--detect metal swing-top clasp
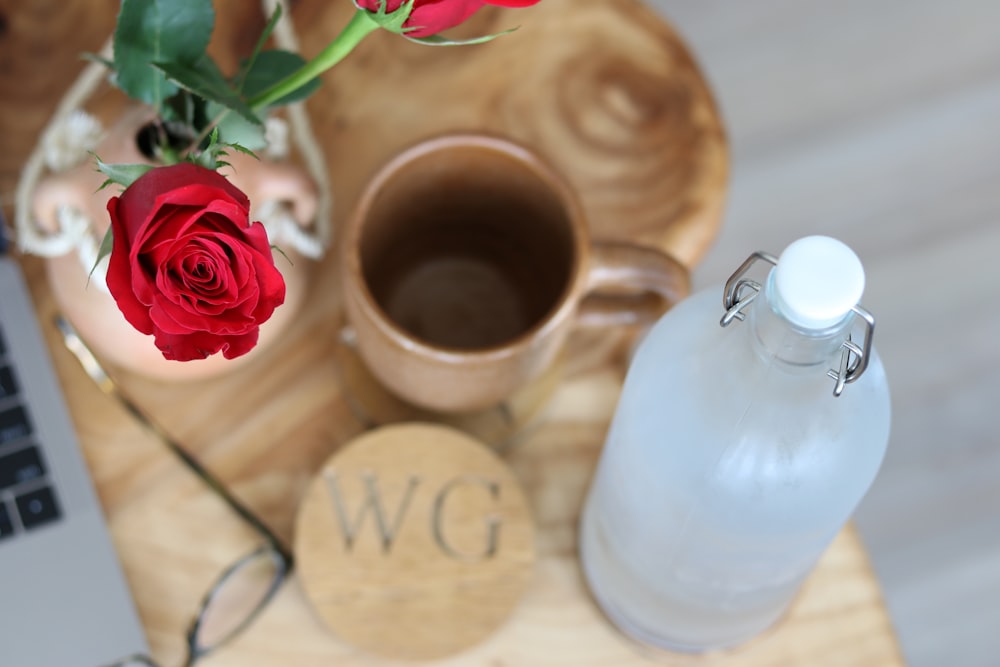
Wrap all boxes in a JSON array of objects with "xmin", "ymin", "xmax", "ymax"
[{"xmin": 719, "ymin": 251, "xmax": 875, "ymax": 397}]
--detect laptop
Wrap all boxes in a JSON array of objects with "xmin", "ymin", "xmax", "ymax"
[{"xmin": 0, "ymin": 226, "xmax": 148, "ymax": 665}]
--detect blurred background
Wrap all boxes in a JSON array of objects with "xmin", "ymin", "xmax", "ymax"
[{"xmin": 644, "ymin": 1, "xmax": 1000, "ymax": 665}]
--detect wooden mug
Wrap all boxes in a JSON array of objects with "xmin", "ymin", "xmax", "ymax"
[{"xmin": 341, "ymin": 134, "xmax": 689, "ymax": 413}]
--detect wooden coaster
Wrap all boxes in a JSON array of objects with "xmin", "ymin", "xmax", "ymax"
[{"xmin": 295, "ymin": 423, "xmax": 536, "ymax": 660}]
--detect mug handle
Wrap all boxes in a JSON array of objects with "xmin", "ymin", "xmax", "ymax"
[{"xmin": 577, "ymin": 239, "xmax": 690, "ymax": 327}]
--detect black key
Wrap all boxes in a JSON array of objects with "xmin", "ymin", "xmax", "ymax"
[
  {"xmin": 0, "ymin": 365, "xmax": 16, "ymax": 400},
  {"xmin": 0, "ymin": 404, "xmax": 32, "ymax": 446},
  {"xmin": 0, "ymin": 501, "xmax": 13, "ymax": 539},
  {"xmin": 15, "ymin": 486, "xmax": 61, "ymax": 530},
  {"xmin": 0, "ymin": 445, "xmax": 47, "ymax": 491}
]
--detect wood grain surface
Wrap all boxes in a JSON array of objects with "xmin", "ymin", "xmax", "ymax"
[{"xmin": 0, "ymin": 0, "xmax": 902, "ymax": 665}]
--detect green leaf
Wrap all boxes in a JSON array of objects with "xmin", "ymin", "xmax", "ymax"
[
  {"xmin": 223, "ymin": 142, "xmax": 259, "ymax": 160},
  {"xmin": 192, "ymin": 127, "xmax": 221, "ymax": 168},
  {"xmin": 408, "ymin": 26, "xmax": 518, "ymax": 46},
  {"xmin": 89, "ymin": 226, "xmax": 114, "ymax": 283},
  {"xmin": 113, "ymin": 0, "xmax": 215, "ymax": 109},
  {"xmin": 194, "ymin": 146, "xmax": 219, "ymax": 170},
  {"xmin": 161, "ymin": 90, "xmax": 205, "ymax": 129},
  {"xmin": 206, "ymin": 126, "xmax": 221, "ymax": 150},
  {"xmin": 242, "ymin": 50, "xmax": 320, "ymax": 107},
  {"xmin": 96, "ymin": 159, "xmax": 155, "ymax": 189},
  {"xmin": 155, "ymin": 56, "xmax": 262, "ymax": 126},
  {"xmin": 237, "ymin": 4, "xmax": 283, "ymax": 92},
  {"xmin": 271, "ymin": 244, "xmax": 293, "ymax": 266},
  {"xmin": 247, "ymin": 9, "xmax": 381, "ymax": 110},
  {"xmin": 207, "ymin": 100, "xmax": 267, "ymax": 151}
]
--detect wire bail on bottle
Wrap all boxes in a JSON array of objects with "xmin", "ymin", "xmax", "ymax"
[{"xmin": 719, "ymin": 250, "xmax": 875, "ymax": 397}]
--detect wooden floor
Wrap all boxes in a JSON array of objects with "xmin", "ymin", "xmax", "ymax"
[{"xmin": 646, "ymin": 1, "xmax": 1000, "ymax": 665}]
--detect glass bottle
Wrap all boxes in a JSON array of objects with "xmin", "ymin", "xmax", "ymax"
[{"xmin": 579, "ymin": 236, "xmax": 891, "ymax": 652}]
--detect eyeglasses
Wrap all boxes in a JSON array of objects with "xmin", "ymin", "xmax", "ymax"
[{"xmin": 55, "ymin": 317, "xmax": 294, "ymax": 667}]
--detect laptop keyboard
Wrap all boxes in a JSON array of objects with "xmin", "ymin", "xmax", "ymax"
[{"xmin": 0, "ymin": 323, "xmax": 62, "ymax": 541}]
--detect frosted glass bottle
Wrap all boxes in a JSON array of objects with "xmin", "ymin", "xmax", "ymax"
[{"xmin": 579, "ymin": 236, "xmax": 891, "ymax": 652}]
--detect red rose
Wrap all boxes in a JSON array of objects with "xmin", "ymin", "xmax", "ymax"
[
  {"xmin": 357, "ymin": 0, "xmax": 541, "ymax": 38},
  {"xmin": 105, "ymin": 163, "xmax": 285, "ymax": 362}
]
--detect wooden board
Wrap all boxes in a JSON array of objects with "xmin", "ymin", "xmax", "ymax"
[{"xmin": 0, "ymin": 0, "xmax": 902, "ymax": 665}]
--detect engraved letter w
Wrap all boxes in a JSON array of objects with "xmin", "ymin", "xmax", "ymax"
[{"xmin": 324, "ymin": 471, "xmax": 420, "ymax": 554}]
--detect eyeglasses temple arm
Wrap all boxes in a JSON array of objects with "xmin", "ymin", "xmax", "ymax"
[{"xmin": 54, "ymin": 316, "xmax": 293, "ymax": 562}]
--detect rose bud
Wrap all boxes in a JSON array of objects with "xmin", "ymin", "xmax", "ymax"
[{"xmin": 356, "ymin": 0, "xmax": 541, "ymax": 39}]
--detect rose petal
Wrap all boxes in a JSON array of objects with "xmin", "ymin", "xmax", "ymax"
[
  {"xmin": 153, "ymin": 327, "xmax": 225, "ymax": 361},
  {"xmin": 106, "ymin": 195, "xmax": 155, "ymax": 334},
  {"xmin": 148, "ymin": 303, "xmax": 271, "ymax": 356},
  {"xmin": 113, "ymin": 164, "xmax": 248, "ymax": 239},
  {"xmin": 105, "ymin": 162, "xmax": 285, "ymax": 362},
  {"xmin": 151, "ymin": 240, "xmax": 267, "ymax": 334},
  {"xmin": 166, "ymin": 239, "xmax": 236, "ymax": 305}
]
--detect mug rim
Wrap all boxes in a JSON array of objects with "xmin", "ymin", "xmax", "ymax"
[{"xmin": 343, "ymin": 132, "xmax": 591, "ymax": 361}]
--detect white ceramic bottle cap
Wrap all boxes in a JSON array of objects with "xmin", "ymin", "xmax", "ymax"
[{"xmin": 773, "ymin": 236, "xmax": 865, "ymax": 329}]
